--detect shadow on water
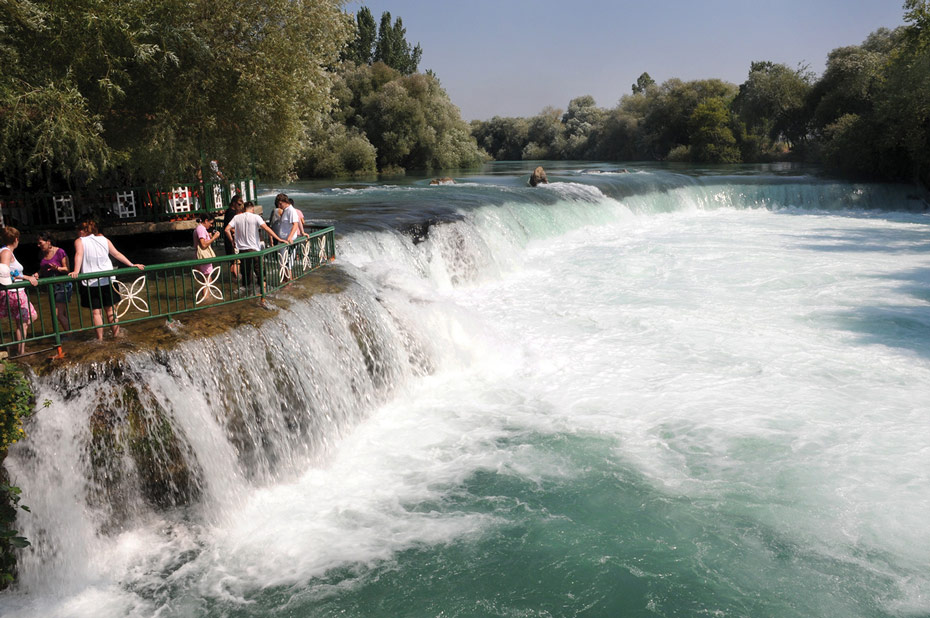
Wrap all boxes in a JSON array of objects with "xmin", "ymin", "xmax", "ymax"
[
  {"xmin": 831, "ymin": 264, "xmax": 930, "ymax": 358},
  {"xmin": 795, "ymin": 222, "xmax": 930, "ymax": 357},
  {"xmin": 793, "ymin": 226, "xmax": 930, "ymax": 255}
]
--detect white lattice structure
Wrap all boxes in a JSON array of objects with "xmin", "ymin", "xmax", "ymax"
[
  {"xmin": 113, "ymin": 191, "xmax": 136, "ymax": 218},
  {"xmin": 168, "ymin": 187, "xmax": 192, "ymax": 213},
  {"xmin": 212, "ymin": 185, "xmax": 224, "ymax": 211},
  {"xmin": 53, "ymin": 194, "xmax": 75, "ymax": 224}
]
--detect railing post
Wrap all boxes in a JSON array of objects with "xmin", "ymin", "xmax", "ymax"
[
  {"xmin": 46, "ymin": 283, "xmax": 64, "ymax": 358},
  {"xmin": 259, "ymin": 249, "xmax": 266, "ymax": 302}
]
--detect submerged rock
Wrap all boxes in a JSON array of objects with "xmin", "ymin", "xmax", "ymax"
[
  {"xmin": 529, "ymin": 166, "xmax": 548, "ymax": 187},
  {"xmin": 88, "ymin": 380, "xmax": 202, "ymax": 531}
]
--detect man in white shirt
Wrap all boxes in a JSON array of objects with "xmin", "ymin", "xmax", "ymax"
[
  {"xmin": 273, "ymin": 194, "xmax": 307, "ymax": 281},
  {"xmin": 274, "ymin": 193, "xmax": 304, "ymax": 243},
  {"xmin": 225, "ymin": 201, "xmax": 287, "ymax": 294}
]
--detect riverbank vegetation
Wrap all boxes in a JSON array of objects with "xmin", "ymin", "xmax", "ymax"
[
  {"xmin": 0, "ymin": 360, "xmax": 34, "ymax": 587},
  {"xmin": 472, "ymin": 1, "xmax": 930, "ymax": 188},
  {"xmin": 0, "ymin": 1, "xmax": 482, "ymax": 191},
  {"xmin": 297, "ymin": 7, "xmax": 484, "ymax": 177},
  {"xmin": 2, "ymin": 2, "xmax": 928, "ymax": 188}
]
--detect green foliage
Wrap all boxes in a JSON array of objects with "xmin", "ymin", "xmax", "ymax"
[
  {"xmin": 471, "ymin": 116, "xmax": 529, "ymax": 161},
  {"xmin": 372, "ymin": 11, "xmax": 422, "ymax": 75},
  {"xmin": 559, "ymin": 95, "xmax": 605, "ymax": 159},
  {"xmin": 345, "ymin": 6, "xmax": 377, "ymax": 66},
  {"xmin": 810, "ymin": 7, "xmax": 930, "ymax": 185},
  {"xmin": 733, "ymin": 61, "xmax": 813, "ymax": 146},
  {"xmin": 688, "ymin": 98, "xmax": 741, "ymax": 163},
  {"xmin": 632, "ymin": 72, "xmax": 656, "ymax": 94},
  {"xmin": 523, "ymin": 107, "xmax": 563, "ymax": 160},
  {"xmin": 640, "ymin": 78, "xmax": 739, "ymax": 158},
  {"xmin": 0, "ymin": 360, "xmax": 31, "ymax": 451},
  {"xmin": 298, "ymin": 120, "xmax": 377, "ymax": 178},
  {"xmin": 806, "ymin": 29, "xmax": 900, "ymax": 134},
  {"xmin": 820, "ymin": 114, "xmax": 879, "ymax": 176},
  {"xmin": 0, "ymin": 360, "xmax": 35, "ymax": 587},
  {"xmin": 0, "ymin": 0, "xmax": 353, "ymax": 187},
  {"xmin": 307, "ymin": 63, "xmax": 483, "ymax": 176}
]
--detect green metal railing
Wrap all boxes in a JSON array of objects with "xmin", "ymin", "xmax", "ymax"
[{"xmin": 0, "ymin": 226, "xmax": 335, "ymax": 358}]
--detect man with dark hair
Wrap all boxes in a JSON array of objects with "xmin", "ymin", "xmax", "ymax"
[{"xmin": 225, "ymin": 201, "xmax": 287, "ymax": 295}]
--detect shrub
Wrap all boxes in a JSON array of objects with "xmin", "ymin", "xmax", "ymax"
[{"xmin": 0, "ymin": 361, "xmax": 35, "ymax": 587}]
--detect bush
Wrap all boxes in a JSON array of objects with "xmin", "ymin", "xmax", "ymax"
[
  {"xmin": 0, "ymin": 361, "xmax": 35, "ymax": 587},
  {"xmin": 340, "ymin": 135, "xmax": 378, "ymax": 174},
  {"xmin": 666, "ymin": 145, "xmax": 691, "ymax": 162}
]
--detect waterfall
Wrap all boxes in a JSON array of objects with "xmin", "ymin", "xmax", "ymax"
[
  {"xmin": 4, "ymin": 166, "xmax": 929, "ymax": 616},
  {"xmin": 3, "ymin": 270, "xmax": 464, "ymax": 594}
]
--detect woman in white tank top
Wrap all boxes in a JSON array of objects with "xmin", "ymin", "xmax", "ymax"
[
  {"xmin": 0, "ymin": 226, "xmax": 38, "ymax": 355},
  {"xmin": 69, "ymin": 219, "xmax": 145, "ymax": 340}
]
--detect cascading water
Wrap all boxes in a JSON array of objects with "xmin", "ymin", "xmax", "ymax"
[{"xmin": 3, "ymin": 163, "xmax": 930, "ymax": 617}]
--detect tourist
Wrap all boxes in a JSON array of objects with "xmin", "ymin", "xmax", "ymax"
[
  {"xmin": 288, "ymin": 197, "xmax": 306, "ymax": 235},
  {"xmin": 222, "ymin": 193, "xmax": 244, "ymax": 277},
  {"xmin": 37, "ymin": 231, "xmax": 73, "ymax": 332},
  {"xmin": 193, "ymin": 213, "xmax": 220, "ymax": 274},
  {"xmin": 269, "ymin": 193, "xmax": 286, "ymax": 243},
  {"xmin": 69, "ymin": 219, "xmax": 144, "ymax": 340},
  {"xmin": 274, "ymin": 193, "xmax": 303, "ymax": 243},
  {"xmin": 225, "ymin": 201, "xmax": 287, "ymax": 294},
  {"xmin": 0, "ymin": 227, "xmax": 38, "ymax": 356}
]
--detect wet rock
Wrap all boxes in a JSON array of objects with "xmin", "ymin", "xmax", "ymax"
[
  {"xmin": 429, "ymin": 177, "xmax": 455, "ymax": 185},
  {"xmin": 88, "ymin": 382, "xmax": 202, "ymax": 531}
]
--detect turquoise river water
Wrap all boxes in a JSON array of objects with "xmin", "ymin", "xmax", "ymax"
[{"xmin": 2, "ymin": 162, "xmax": 930, "ymax": 617}]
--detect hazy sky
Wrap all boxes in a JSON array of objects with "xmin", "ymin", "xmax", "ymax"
[{"xmin": 347, "ymin": 0, "xmax": 906, "ymax": 121}]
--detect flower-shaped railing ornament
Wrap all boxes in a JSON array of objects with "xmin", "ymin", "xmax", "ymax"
[
  {"xmin": 113, "ymin": 275, "xmax": 150, "ymax": 318},
  {"xmin": 300, "ymin": 239, "xmax": 312, "ymax": 271},
  {"xmin": 193, "ymin": 266, "xmax": 223, "ymax": 305},
  {"xmin": 318, "ymin": 237, "xmax": 328, "ymax": 264},
  {"xmin": 278, "ymin": 250, "xmax": 292, "ymax": 283}
]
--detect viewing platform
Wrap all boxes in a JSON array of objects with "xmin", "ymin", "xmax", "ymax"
[{"xmin": 0, "ymin": 226, "xmax": 336, "ymax": 361}]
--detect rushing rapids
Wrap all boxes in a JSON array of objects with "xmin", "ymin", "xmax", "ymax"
[{"xmin": 3, "ymin": 163, "xmax": 930, "ymax": 617}]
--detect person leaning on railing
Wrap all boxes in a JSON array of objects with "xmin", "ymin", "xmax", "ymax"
[
  {"xmin": 37, "ymin": 231, "xmax": 73, "ymax": 332},
  {"xmin": 0, "ymin": 226, "xmax": 38, "ymax": 356},
  {"xmin": 225, "ymin": 201, "xmax": 287, "ymax": 296},
  {"xmin": 222, "ymin": 193, "xmax": 244, "ymax": 278},
  {"xmin": 69, "ymin": 219, "xmax": 144, "ymax": 340}
]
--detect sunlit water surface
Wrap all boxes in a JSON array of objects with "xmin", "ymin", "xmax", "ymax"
[{"xmin": 3, "ymin": 164, "xmax": 930, "ymax": 617}]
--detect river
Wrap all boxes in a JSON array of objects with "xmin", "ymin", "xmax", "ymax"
[{"xmin": 2, "ymin": 162, "xmax": 929, "ymax": 617}]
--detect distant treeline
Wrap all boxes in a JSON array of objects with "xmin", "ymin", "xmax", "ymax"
[
  {"xmin": 472, "ymin": 1, "xmax": 930, "ymax": 187},
  {"xmin": 3, "ymin": 2, "xmax": 930, "ymax": 190}
]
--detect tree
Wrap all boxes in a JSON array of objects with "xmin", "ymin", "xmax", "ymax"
[
  {"xmin": 732, "ymin": 61, "xmax": 812, "ymax": 147},
  {"xmin": 641, "ymin": 78, "xmax": 738, "ymax": 158},
  {"xmin": 0, "ymin": 0, "xmax": 353, "ymax": 187},
  {"xmin": 471, "ymin": 116, "xmax": 529, "ymax": 160},
  {"xmin": 321, "ymin": 63, "xmax": 483, "ymax": 174},
  {"xmin": 688, "ymin": 98, "xmax": 741, "ymax": 163},
  {"xmin": 373, "ymin": 11, "xmax": 422, "ymax": 75},
  {"xmin": 871, "ymin": 4, "xmax": 930, "ymax": 184},
  {"xmin": 522, "ymin": 106, "xmax": 563, "ymax": 160},
  {"xmin": 560, "ymin": 95, "xmax": 605, "ymax": 159},
  {"xmin": 345, "ymin": 6, "xmax": 377, "ymax": 66},
  {"xmin": 806, "ymin": 29, "xmax": 901, "ymax": 135},
  {"xmin": 632, "ymin": 72, "xmax": 656, "ymax": 94}
]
